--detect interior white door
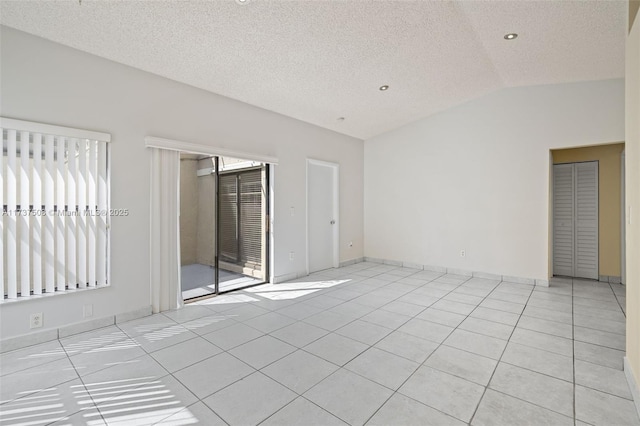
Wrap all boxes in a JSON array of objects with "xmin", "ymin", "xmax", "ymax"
[
  {"xmin": 553, "ymin": 162, "xmax": 599, "ymax": 279},
  {"xmin": 308, "ymin": 161, "xmax": 337, "ymax": 273}
]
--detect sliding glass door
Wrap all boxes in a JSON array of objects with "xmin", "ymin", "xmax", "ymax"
[
  {"xmin": 217, "ymin": 164, "xmax": 268, "ymax": 292},
  {"xmin": 179, "ymin": 154, "xmax": 269, "ymax": 301}
]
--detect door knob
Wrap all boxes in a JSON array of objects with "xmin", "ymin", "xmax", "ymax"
[{"xmin": 330, "ymin": 220, "xmax": 336, "ymax": 225}]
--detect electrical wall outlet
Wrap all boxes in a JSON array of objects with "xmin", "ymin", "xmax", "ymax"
[
  {"xmin": 83, "ymin": 304, "xmax": 94, "ymax": 318},
  {"xmin": 289, "ymin": 252, "xmax": 295, "ymax": 261},
  {"xmin": 460, "ymin": 250, "xmax": 466, "ymax": 258},
  {"xmin": 30, "ymin": 313, "xmax": 43, "ymax": 329}
]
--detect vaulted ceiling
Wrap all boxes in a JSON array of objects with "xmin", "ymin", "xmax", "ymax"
[{"xmin": 0, "ymin": 0, "xmax": 627, "ymax": 139}]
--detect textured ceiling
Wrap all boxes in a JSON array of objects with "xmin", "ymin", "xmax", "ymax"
[{"xmin": 0, "ymin": 0, "xmax": 627, "ymax": 139}]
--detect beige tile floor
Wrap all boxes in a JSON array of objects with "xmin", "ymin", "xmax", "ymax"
[{"xmin": 1, "ymin": 262, "xmax": 639, "ymax": 425}]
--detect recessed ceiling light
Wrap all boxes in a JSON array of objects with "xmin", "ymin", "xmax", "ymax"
[
  {"xmin": 235, "ymin": 0, "xmax": 249, "ymax": 4},
  {"xmin": 379, "ymin": 85, "xmax": 389, "ymax": 91},
  {"xmin": 504, "ymin": 33, "xmax": 518, "ymax": 40}
]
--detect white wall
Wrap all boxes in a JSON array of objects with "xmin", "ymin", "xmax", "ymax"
[
  {"xmin": 625, "ymin": 7, "xmax": 640, "ymax": 407},
  {"xmin": 365, "ymin": 79, "xmax": 624, "ymax": 280},
  {"xmin": 0, "ymin": 27, "xmax": 364, "ymax": 339}
]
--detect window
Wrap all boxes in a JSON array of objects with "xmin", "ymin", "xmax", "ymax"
[{"xmin": 1, "ymin": 118, "xmax": 111, "ymax": 300}]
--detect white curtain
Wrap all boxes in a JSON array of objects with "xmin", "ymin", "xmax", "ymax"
[{"xmin": 150, "ymin": 148, "xmax": 182, "ymax": 313}]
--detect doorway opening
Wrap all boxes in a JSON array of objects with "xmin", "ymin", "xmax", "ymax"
[
  {"xmin": 179, "ymin": 153, "xmax": 269, "ymax": 300},
  {"xmin": 550, "ymin": 143, "xmax": 625, "ymax": 282}
]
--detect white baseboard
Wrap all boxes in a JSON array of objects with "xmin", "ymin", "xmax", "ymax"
[
  {"xmin": 58, "ymin": 316, "xmax": 115, "ymax": 339},
  {"xmin": 447, "ymin": 268, "xmax": 473, "ymax": 277},
  {"xmin": 0, "ymin": 329, "xmax": 59, "ymax": 353},
  {"xmin": 273, "ymin": 259, "xmax": 365, "ymax": 284},
  {"xmin": 271, "ymin": 257, "xmax": 550, "ymax": 289},
  {"xmin": 423, "ymin": 264, "xmax": 447, "ymax": 273},
  {"xmin": 272, "ymin": 271, "xmax": 308, "ymax": 284},
  {"xmin": 0, "ymin": 305, "xmax": 152, "ymax": 354},
  {"xmin": 361, "ymin": 257, "xmax": 547, "ymax": 287},
  {"xmin": 402, "ymin": 261, "xmax": 424, "ymax": 270},
  {"xmin": 600, "ymin": 275, "xmax": 623, "ymax": 284},
  {"xmin": 502, "ymin": 275, "xmax": 536, "ymax": 285},
  {"xmin": 116, "ymin": 306, "xmax": 153, "ymax": 324},
  {"xmin": 473, "ymin": 271, "xmax": 503, "ymax": 280},
  {"xmin": 624, "ymin": 357, "xmax": 640, "ymax": 419},
  {"xmin": 272, "ymin": 273, "xmax": 296, "ymax": 284},
  {"xmin": 339, "ymin": 257, "xmax": 364, "ymax": 267},
  {"xmin": 550, "ymin": 276, "xmax": 572, "ymax": 284}
]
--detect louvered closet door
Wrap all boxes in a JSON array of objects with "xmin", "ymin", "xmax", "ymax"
[
  {"xmin": 552, "ymin": 162, "xmax": 598, "ymax": 279},
  {"xmin": 553, "ymin": 164, "xmax": 575, "ymax": 277},
  {"xmin": 575, "ymin": 162, "xmax": 598, "ymax": 279}
]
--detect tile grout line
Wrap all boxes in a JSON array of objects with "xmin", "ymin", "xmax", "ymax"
[
  {"xmin": 82, "ymin": 265, "xmax": 381, "ymax": 423},
  {"xmin": 53, "ymin": 335, "xmax": 113, "ymax": 426},
  {"xmin": 4, "ymin": 263, "xmax": 631, "ymax": 425},
  {"xmin": 371, "ymin": 274, "xmax": 537, "ymax": 423},
  {"xmin": 329, "ymin": 277, "xmax": 547, "ymax": 394},
  {"xmin": 467, "ymin": 274, "xmax": 538, "ymax": 424},
  {"xmin": 252, "ymin": 268, "xmax": 470, "ymax": 425},
  {"xmin": 7, "ymin": 325, "xmax": 158, "ymax": 425},
  {"xmin": 219, "ymin": 263, "xmax": 425, "ymax": 426},
  {"xmin": 102, "ymin": 275, "xmax": 458, "ymax": 426},
  {"xmin": 287, "ymin": 270, "xmax": 458, "ymax": 370},
  {"xmin": 174, "ymin": 263, "xmax": 434, "ymax": 423},
  {"xmin": 360, "ymin": 274, "xmax": 477, "ymax": 425},
  {"xmin": 290, "ymin": 272, "xmax": 448, "ymax": 371},
  {"xmin": 608, "ymin": 281, "xmax": 627, "ymax": 318},
  {"xmin": 0, "ymin": 345, "xmax": 71, "ymax": 382},
  {"xmin": 97, "ymin": 314, "xmax": 237, "ymax": 425},
  {"xmin": 360, "ymin": 273, "xmax": 629, "ymax": 422},
  {"xmin": 109, "ymin": 319, "xmax": 220, "ymax": 426},
  {"xmin": 257, "ymin": 395, "xmax": 348, "ymax": 426}
]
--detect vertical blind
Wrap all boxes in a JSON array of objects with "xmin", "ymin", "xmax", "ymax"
[{"xmin": 2, "ymin": 118, "xmax": 110, "ymax": 299}]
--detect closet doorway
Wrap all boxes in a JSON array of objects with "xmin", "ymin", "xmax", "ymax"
[
  {"xmin": 550, "ymin": 142, "xmax": 626, "ymax": 283},
  {"xmin": 179, "ymin": 153, "xmax": 269, "ymax": 300}
]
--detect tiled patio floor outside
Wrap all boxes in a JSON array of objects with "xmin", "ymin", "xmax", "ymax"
[{"xmin": 181, "ymin": 263, "xmax": 263, "ymax": 299}]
